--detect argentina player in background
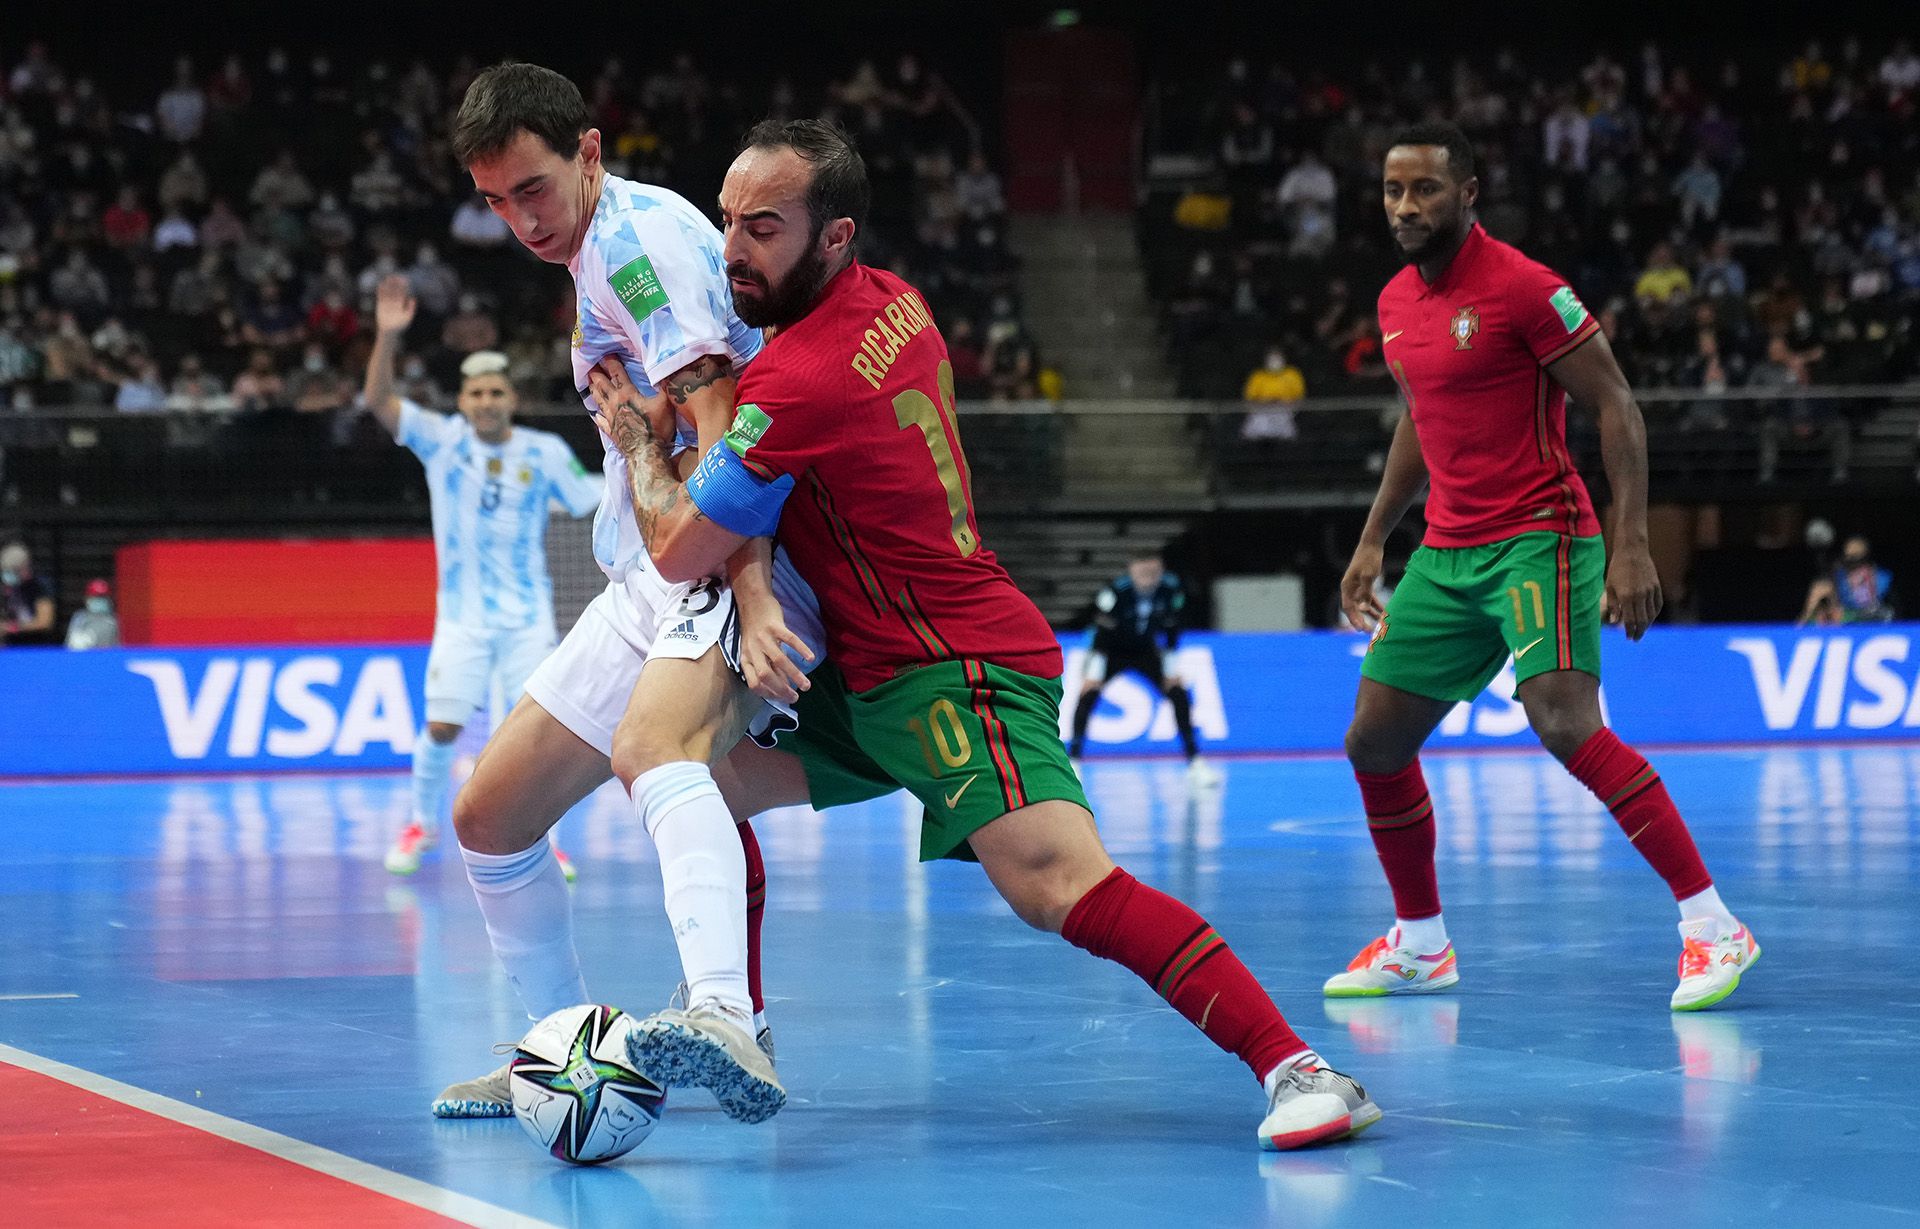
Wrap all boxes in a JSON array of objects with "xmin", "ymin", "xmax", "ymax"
[{"xmin": 359, "ymin": 274, "xmax": 599, "ymax": 878}]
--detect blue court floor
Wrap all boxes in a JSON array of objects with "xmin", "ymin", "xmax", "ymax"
[{"xmin": 2, "ymin": 745, "xmax": 1917, "ymax": 1227}]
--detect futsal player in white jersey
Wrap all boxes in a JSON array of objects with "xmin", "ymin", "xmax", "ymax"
[
  {"xmin": 359, "ymin": 275, "xmax": 599, "ymax": 878},
  {"xmin": 430, "ymin": 63, "xmax": 826, "ymax": 1125}
]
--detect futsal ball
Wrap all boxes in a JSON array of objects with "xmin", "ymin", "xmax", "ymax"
[{"xmin": 510, "ymin": 1004, "xmax": 667, "ymax": 1165}]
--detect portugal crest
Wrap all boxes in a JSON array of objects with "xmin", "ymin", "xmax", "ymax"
[{"xmin": 1451, "ymin": 306, "xmax": 1479, "ymax": 350}]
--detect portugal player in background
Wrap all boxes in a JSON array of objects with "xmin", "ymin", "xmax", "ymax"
[
  {"xmin": 589, "ymin": 119, "xmax": 1381, "ymax": 1151},
  {"xmin": 1327, "ymin": 122, "xmax": 1759, "ymax": 1011}
]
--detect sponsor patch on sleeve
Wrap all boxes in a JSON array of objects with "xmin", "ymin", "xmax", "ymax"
[
  {"xmin": 609, "ymin": 254, "xmax": 670, "ymax": 322},
  {"xmin": 725, "ymin": 403, "xmax": 772, "ymax": 457},
  {"xmin": 1549, "ymin": 285, "xmax": 1590, "ymax": 333}
]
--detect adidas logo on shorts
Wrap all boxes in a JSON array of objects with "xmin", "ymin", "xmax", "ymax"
[{"xmin": 665, "ymin": 619, "xmax": 700, "ymax": 641}]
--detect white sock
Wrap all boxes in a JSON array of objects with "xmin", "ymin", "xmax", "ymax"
[
  {"xmin": 410, "ymin": 733, "xmax": 460, "ymax": 829},
  {"xmin": 1393, "ymin": 914, "xmax": 1449, "ymax": 955},
  {"xmin": 1262, "ymin": 1049, "xmax": 1323, "ymax": 1098},
  {"xmin": 634, "ymin": 762, "xmax": 751, "ymax": 1023},
  {"xmin": 461, "ymin": 840, "xmax": 587, "ymax": 1021},
  {"xmin": 1677, "ymin": 885, "xmax": 1735, "ymax": 927}
]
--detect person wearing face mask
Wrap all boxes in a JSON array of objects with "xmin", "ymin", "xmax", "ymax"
[
  {"xmin": 1241, "ymin": 344, "xmax": 1305, "ymax": 440},
  {"xmin": 2, "ymin": 542, "xmax": 57, "ymax": 647},
  {"xmin": 361, "ymin": 275, "xmax": 600, "ymax": 891},
  {"xmin": 1799, "ymin": 536, "xmax": 1894, "ymax": 625},
  {"xmin": 288, "ymin": 342, "xmax": 352, "ymax": 414},
  {"xmin": 64, "ymin": 578, "xmax": 119, "ymax": 650}
]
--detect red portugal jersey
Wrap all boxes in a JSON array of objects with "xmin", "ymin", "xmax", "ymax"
[
  {"xmin": 1378, "ymin": 223, "xmax": 1604, "ymax": 548},
  {"xmin": 729, "ymin": 262, "xmax": 1061, "ymax": 692}
]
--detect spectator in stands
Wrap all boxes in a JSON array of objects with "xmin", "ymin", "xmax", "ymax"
[
  {"xmin": 440, "ymin": 293, "xmax": 498, "ymax": 356},
  {"xmin": 397, "ymin": 351, "xmax": 448, "ymax": 409},
  {"xmin": 156, "ymin": 56, "xmax": 206, "ymax": 144},
  {"xmin": 1541, "ymin": 88, "xmax": 1590, "ymax": 172},
  {"xmin": 351, "ymin": 148, "xmax": 407, "ymax": 216},
  {"xmin": 449, "ymin": 194, "xmax": 512, "ymax": 248},
  {"xmin": 947, "ymin": 317, "xmax": 988, "ymax": 399},
  {"xmin": 309, "ymin": 193, "xmax": 356, "ymax": 253},
  {"xmin": 102, "ymin": 186, "xmax": 152, "ymax": 250},
  {"xmin": 114, "ymin": 354, "xmax": 167, "ymax": 412},
  {"xmin": 408, "ymin": 243, "xmax": 460, "ymax": 318},
  {"xmin": 1, "ymin": 542, "xmax": 57, "ymax": 648},
  {"xmin": 1275, "ymin": 148, "xmax": 1337, "ymax": 255},
  {"xmin": 38, "ymin": 311, "xmax": 99, "ymax": 405},
  {"xmin": 305, "ymin": 287, "xmax": 360, "ymax": 352},
  {"xmin": 199, "ymin": 197, "xmax": 246, "ymax": 250},
  {"xmin": 250, "ymin": 150, "xmax": 315, "ymax": 213},
  {"xmin": 1753, "ymin": 330, "xmax": 1848, "ymax": 483},
  {"xmin": 156, "ymin": 150, "xmax": 208, "ymax": 213},
  {"xmin": 1241, "ymin": 344, "xmax": 1305, "ymax": 441},
  {"xmin": 287, "ymin": 342, "xmax": 353, "ymax": 413},
  {"xmin": 1633, "ymin": 241, "xmax": 1693, "ymax": 307},
  {"xmin": 169, "ymin": 354, "xmax": 224, "ymax": 410},
  {"xmin": 230, "ymin": 348, "xmax": 286, "ymax": 412},
  {"xmin": 1672, "ymin": 153, "xmax": 1723, "ymax": 233},
  {"xmin": 955, "ymin": 150, "xmax": 1005, "ymax": 220},
  {"xmin": 206, "ymin": 53, "xmax": 253, "ymax": 118},
  {"xmin": 241, "ymin": 281, "xmax": 302, "ymax": 354},
  {"xmin": 0, "ymin": 320, "xmax": 40, "ymax": 403},
  {"xmin": 49, "ymin": 248, "xmax": 110, "ymax": 319},
  {"xmin": 1221, "ymin": 102, "xmax": 1275, "ymax": 222},
  {"xmin": 152, "ymin": 204, "xmax": 198, "ymax": 254},
  {"xmin": 64, "ymin": 578, "xmax": 119, "ymax": 650},
  {"xmin": 1694, "ymin": 237, "xmax": 1748, "ymax": 300},
  {"xmin": 1799, "ymin": 536, "xmax": 1894, "ymax": 625},
  {"xmin": 1882, "ymin": 39, "xmax": 1920, "ymax": 100}
]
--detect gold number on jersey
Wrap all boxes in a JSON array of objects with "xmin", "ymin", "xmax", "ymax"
[
  {"xmin": 891, "ymin": 360, "xmax": 978, "ymax": 557},
  {"xmin": 1507, "ymin": 581, "xmax": 1546, "ymax": 633},
  {"xmin": 907, "ymin": 697, "xmax": 973, "ymax": 777}
]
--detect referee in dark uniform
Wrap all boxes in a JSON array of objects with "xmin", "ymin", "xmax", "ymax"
[{"xmin": 1067, "ymin": 549, "xmax": 1219, "ymax": 786}]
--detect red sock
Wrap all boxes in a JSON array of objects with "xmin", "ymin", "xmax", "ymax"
[
  {"xmin": 737, "ymin": 821, "xmax": 767, "ymax": 1015},
  {"xmin": 1356, "ymin": 760, "xmax": 1441, "ymax": 921},
  {"xmin": 1566, "ymin": 729, "xmax": 1712, "ymax": 900},
  {"xmin": 1062, "ymin": 868, "xmax": 1308, "ymax": 1082}
]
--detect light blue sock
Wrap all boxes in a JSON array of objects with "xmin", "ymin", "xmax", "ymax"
[{"xmin": 411, "ymin": 733, "xmax": 460, "ymax": 829}]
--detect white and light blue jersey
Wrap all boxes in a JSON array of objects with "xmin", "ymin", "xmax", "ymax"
[
  {"xmin": 397, "ymin": 400, "xmax": 600, "ymax": 631},
  {"xmin": 568, "ymin": 173, "xmax": 763, "ymax": 581}
]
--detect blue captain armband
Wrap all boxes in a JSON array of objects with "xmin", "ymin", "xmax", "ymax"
[{"xmin": 687, "ymin": 442, "xmax": 794, "ymax": 537}]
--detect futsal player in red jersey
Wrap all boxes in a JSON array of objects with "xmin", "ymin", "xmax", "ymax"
[
  {"xmin": 586, "ymin": 119, "xmax": 1381, "ymax": 1150},
  {"xmin": 1325, "ymin": 122, "xmax": 1759, "ymax": 1011}
]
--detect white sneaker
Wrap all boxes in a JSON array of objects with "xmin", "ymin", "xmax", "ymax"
[
  {"xmin": 1322, "ymin": 932, "xmax": 1459, "ymax": 997},
  {"xmin": 384, "ymin": 822, "xmax": 435, "ymax": 876},
  {"xmin": 1186, "ymin": 756, "xmax": 1222, "ymax": 789},
  {"xmin": 1257, "ymin": 1053, "xmax": 1382, "ymax": 1150},
  {"xmin": 431, "ymin": 1061, "xmax": 513, "ymax": 1118},
  {"xmin": 1671, "ymin": 918, "xmax": 1760, "ymax": 1011},
  {"xmin": 628, "ymin": 1000, "xmax": 786, "ymax": 1124}
]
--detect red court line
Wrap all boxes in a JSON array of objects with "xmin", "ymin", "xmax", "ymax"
[{"xmin": 0, "ymin": 1051, "xmax": 546, "ymax": 1228}]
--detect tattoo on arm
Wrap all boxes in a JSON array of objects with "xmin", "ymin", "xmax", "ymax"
[
  {"xmin": 665, "ymin": 354, "xmax": 734, "ymax": 406},
  {"xmin": 607, "ymin": 398, "xmax": 685, "ymax": 542}
]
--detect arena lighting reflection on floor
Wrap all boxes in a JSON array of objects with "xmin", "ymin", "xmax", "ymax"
[{"xmin": 2, "ymin": 744, "xmax": 1915, "ymax": 1226}]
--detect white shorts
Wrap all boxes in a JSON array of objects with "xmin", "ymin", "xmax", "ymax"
[
  {"xmin": 523, "ymin": 555, "xmax": 827, "ymax": 759},
  {"xmin": 424, "ymin": 619, "xmax": 558, "ymax": 727}
]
